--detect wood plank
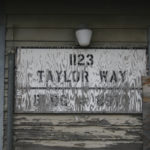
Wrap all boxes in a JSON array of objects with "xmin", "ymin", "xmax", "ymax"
[
  {"xmin": 15, "ymin": 140, "xmax": 142, "ymax": 150},
  {"xmin": 13, "ymin": 125, "xmax": 142, "ymax": 140},
  {"xmin": 6, "ymin": 41, "xmax": 147, "ymax": 48},
  {"xmin": 14, "ymin": 49, "xmax": 146, "ymax": 113},
  {"xmin": 5, "ymin": 55, "xmax": 8, "ymax": 69},
  {"xmin": 5, "ymin": 9, "xmax": 150, "ymax": 16},
  {"xmin": 4, "ymin": 69, "xmax": 8, "ymax": 79},
  {"xmin": 6, "ymin": 28, "xmax": 146, "ymax": 42},
  {"xmin": 6, "ymin": 15, "xmax": 150, "ymax": 28},
  {"xmin": 7, "ymin": 53, "xmax": 15, "ymax": 150},
  {"xmin": 6, "ymin": 28, "xmax": 74, "ymax": 41},
  {"xmin": 142, "ymin": 76, "xmax": 150, "ymax": 150},
  {"xmin": 0, "ymin": 13, "xmax": 5, "ymax": 150},
  {"xmin": 13, "ymin": 114, "xmax": 142, "ymax": 126}
]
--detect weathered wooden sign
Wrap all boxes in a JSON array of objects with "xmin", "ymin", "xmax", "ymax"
[{"xmin": 15, "ymin": 48, "xmax": 146, "ymax": 113}]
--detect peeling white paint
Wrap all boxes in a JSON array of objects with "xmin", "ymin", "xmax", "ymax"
[{"xmin": 15, "ymin": 48, "xmax": 146, "ymax": 113}]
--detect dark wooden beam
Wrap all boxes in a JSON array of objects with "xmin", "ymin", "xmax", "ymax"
[
  {"xmin": 0, "ymin": 1, "xmax": 5, "ymax": 149},
  {"xmin": 7, "ymin": 53, "xmax": 15, "ymax": 150},
  {"xmin": 148, "ymin": 27, "xmax": 150, "ymax": 75}
]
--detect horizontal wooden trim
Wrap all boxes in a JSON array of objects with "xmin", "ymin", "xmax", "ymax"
[
  {"xmin": 13, "ymin": 114, "xmax": 142, "ymax": 126},
  {"xmin": 15, "ymin": 140, "xmax": 142, "ymax": 150},
  {"xmin": 6, "ymin": 15, "xmax": 150, "ymax": 28},
  {"xmin": 5, "ymin": 41, "xmax": 147, "ymax": 48},
  {"xmin": 13, "ymin": 125, "xmax": 142, "ymax": 140},
  {"xmin": 6, "ymin": 28, "xmax": 147, "ymax": 42}
]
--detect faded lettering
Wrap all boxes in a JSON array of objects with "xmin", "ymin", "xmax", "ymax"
[{"xmin": 37, "ymin": 70, "xmax": 44, "ymax": 82}]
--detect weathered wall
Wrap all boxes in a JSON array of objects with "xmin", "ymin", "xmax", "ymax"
[
  {"xmin": 142, "ymin": 77, "xmax": 150, "ymax": 150},
  {"xmin": 4, "ymin": 1, "xmax": 150, "ymax": 150}
]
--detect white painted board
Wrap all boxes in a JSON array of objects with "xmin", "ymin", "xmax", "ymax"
[{"xmin": 15, "ymin": 48, "xmax": 146, "ymax": 113}]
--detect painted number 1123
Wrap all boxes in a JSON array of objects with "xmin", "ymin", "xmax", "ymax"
[{"xmin": 69, "ymin": 54, "xmax": 94, "ymax": 66}]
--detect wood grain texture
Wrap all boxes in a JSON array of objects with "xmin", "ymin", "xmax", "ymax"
[
  {"xmin": 11, "ymin": 114, "xmax": 142, "ymax": 150},
  {"xmin": 142, "ymin": 76, "xmax": 150, "ymax": 150},
  {"xmin": 15, "ymin": 140, "xmax": 142, "ymax": 150},
  {"xmin": 13, "ymin": 114, "xmax": 143, "ymax": 150},
  {"xmin": 13, "ymin": 125, "xmax": 142, "ymax": 141},
  {"xmin": 13, "ymin": 114, "xmax": 142, "ymax": 126}
]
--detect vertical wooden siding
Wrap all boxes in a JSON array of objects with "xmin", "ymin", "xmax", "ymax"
[{"xmin": 4, "ymin": 1, "xmax": 150, "ymax": 149}]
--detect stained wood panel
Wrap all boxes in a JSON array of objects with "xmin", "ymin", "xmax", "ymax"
[{"xmin": 142, "ymin": 76, "xmax": 150, "ymax": 150}]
